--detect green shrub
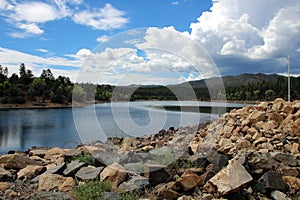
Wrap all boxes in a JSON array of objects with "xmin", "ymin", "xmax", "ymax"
[
  {"xmin": 72, "ymin": 154, "xmax": 94, "ymax": 165},
  {"xmin": 73, "ymin": 181, "xmax": 111, "ymax": 200}
]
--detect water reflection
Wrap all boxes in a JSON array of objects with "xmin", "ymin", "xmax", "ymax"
[{"xmin": 0, "ymin": 101, "xmax": 246, "ymax": 153}]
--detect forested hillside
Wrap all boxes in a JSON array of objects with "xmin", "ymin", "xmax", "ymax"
[{"xmin": 0, "ymin": 63, "xmax": 299, "ymax": 105}]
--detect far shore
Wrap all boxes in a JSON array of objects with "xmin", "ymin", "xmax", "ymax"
[{"xmin": 0, "ymin": 99, "xmax": 256, "ymax": 110}]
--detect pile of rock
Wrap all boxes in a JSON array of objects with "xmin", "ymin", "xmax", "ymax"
[{"xmin": 0, "ymin": 98, "xmax": 299, "ymax": 200}]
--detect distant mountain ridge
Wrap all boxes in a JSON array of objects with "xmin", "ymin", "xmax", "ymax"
[{"xmin": 179, "ymin": 73, "xmax": 282, "ymax": 88}]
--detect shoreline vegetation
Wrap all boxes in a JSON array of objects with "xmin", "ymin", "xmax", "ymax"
[
  {"xmin": 0, "ymin": 64, "xmax": 300, "ymax": 110},
  {"xmin": 0, "ymin": 98, "xmax": 299, "ymax": 199}
]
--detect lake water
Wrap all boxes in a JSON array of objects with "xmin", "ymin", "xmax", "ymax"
[{"xmin": 0, "ymin": 101, "xmax": 246, "ymax": 153}]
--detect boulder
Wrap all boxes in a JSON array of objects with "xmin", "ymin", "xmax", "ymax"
[
  {"xmin": 100, "ymin": 162, "xmax": 127, "ymax": 191},
  {"xmin": 271, "ymin": 153, "xmax": 298, "ymax": 167},
  {"xmin": 0, "ymin": 182, "xmax": 10, "ymax": 190},
  {"xmin": 44, "ymin": 162, "xmax": 66, "ymax": 175},
  {"xmin": 4, "ymin": 189, "xmax": 17, "ymax": 199},
  {"xmin": 172, "ymin": 171, "xmax": 202, "ymax": 192},
  {"xmin": 144, "ymin": 164, "xmax": 172, "ymax": 186},
  {"xmin": 254, "ymin": 171, "xmax": 288, "ymax": 193},
  {"xmin": 271, "ymin": 190, "xmax": 291, "ymax": 200},
  {"xmin": 121, "ymin": 137, "xmax": 139, "ymax": 151},
  {"xmin": 63, "ymin": 160, "xmax": 86, "ymax": 176},
  {"xmin": 292, "ymin": 118, "xmax": 300, "ymax": 135},
  {"xmin": 38, "ymin": 174, "xmax": 74, "ymax": 192},
  {"xmin": 29, "ymin": 147, "xmax": 49, "ymax": 158},
  {"xmin": 207, "ymin": 150, "xmax": 228, "ymax": 168},
  {"xmin": 44, "ymin": 147, "xmax": 66, "ymax": 160},
  {"xmin": 247, "ymin": 110, "xmax": 266, "ymax": 125},
  {"xmin": 64, "ymin": 149, "xmax": 82, "ymax": 162},
  {"xmin": 0, "ymin": 167, "xmax": 12, "ymax": 181},
  {"xmin": 117, "ymin": 175, "xmax": 149, "ymax": 192},
  {"xmin": 272, "ymin": 98, "xmax": 285, "ymax": 111},
  {"xmin": 153, "ymin": 182, "xmax": 180, "ymax": 200},
  {"xmin": 75, "ymin": 166, "xmax": 103, "ymax": 181},
  {"xmin": 17, "ymin": 165, "xmax": 46, "ymax": 179},
  {"xmin": 282, "ymin": 176, "xmax": 300, "ymax": 194},
  {"xmin": 0, "ymin": 154, "xmax": 41, "ymax": 170},
  {"xmin": 208, "ymin": 159, "xmax": 253, "ymax": 195}
]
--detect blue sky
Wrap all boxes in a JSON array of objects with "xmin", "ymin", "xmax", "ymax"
[{"xmin": 0, "ymin": 0, "xmax": 300, "ymax": 85}]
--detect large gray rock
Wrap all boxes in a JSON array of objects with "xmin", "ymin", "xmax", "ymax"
[
  {"xmin": 117, "ymin": 175, "xmax": 149, "ymax": 192},
  {"xmin": 144, "ymin": 164, "xmax": 171, "ymax": 186},
  {"xmin": 75, "ymin": 166, "xmax": 103, "ymax": 181},
  {"xmin": 63, "ymin": 160, "xmax": 86, "ymax": 176},
  {"xmin": 207, "ymin": 149, "xmax": 228, "ymax": 168},
  {"xmin": 0, "ymin": 154, "xmax": 42, "ymax": 170},
  {"xmin": 254, "ymin": 171, "xmax": 288, "ymax": 193},
  {"xmin": 208, "ymin": 159, "xmax": 253, "ymax": 195}
]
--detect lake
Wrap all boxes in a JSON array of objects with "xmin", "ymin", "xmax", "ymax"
[{"xmin": 0, "ymin": 101, "xmax": 246, "ymax": 153}]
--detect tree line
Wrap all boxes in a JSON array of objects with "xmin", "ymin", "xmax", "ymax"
[{"xmin": 0, "ymin": 63, "xmax": 299, "ymax": 105}]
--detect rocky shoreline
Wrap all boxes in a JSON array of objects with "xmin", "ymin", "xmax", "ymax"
[{"xmin": 0, "ymin": 98, "xmax": 299, "ymax": 199}]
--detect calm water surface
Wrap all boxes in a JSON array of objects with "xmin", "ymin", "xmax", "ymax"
[{"xmin": 0, "ymin": 101, "xmax": 246, "ymax": 153}]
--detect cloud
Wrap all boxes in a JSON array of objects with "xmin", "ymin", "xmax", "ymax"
[
  {"xmin": 190, "ymin": 0, "xmax": 300, "ymax": 75},
  {"xmin": 0, "ymin": 47, "xmax": 81, "ymax": 76},
  {"xmin": 72, "ymin": 3, "xmax": 129, "ymax": 30},
  {"xmin": 36, "ymin": 48, "xmax": 49, "ymax": 53},
  {"xmin": 1, "ymin": 1, "xmax": 127, "ymax": 38},
  {"xmin": 18, "ymin": 23, "xmax": 44, "ymax": 35},
  {"xmin": 96, "ymin": 35, "xmax": 110, "ymax": 43},
  {"xmin": 172, "ymin": 1, "xmax": 179, "ymax": 5},
  {"xmin": 12, "ymin": 1, "xmax": 61, "ymax": 23}
]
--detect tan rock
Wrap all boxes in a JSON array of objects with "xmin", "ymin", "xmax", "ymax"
[
  {"xmin": 58, "ymin": 177, "xmax": 74, "ymax": 192},
  {"xmin": 223, "ymin": 125, "xmax": 235, "ymax": 137},
  {"xmin": 100, "ymin": 162, "xmax": 127, "ymax": 191},
  {"xmin": 17, "ymin": 165, "xmax": 45, "ymax": 179},
  {"xmin": 252, "ymin": 132, "xmax": 261, "ymax": 141},
  {"xmin": 272, "ymin": 98, "xmax": 285, "ymax": 111},
  {"xmin": 280, "ymin": 114, "xmax": 294, "ymax": 129},
  {"xmin": 236, "ymin": 138, "xmax": 252, "ymax": 150},
  {"xmin": 4, "ymin": 189, "xmax": 17, "ymax": 198},
  {"xmin": 44, "ymin": 147, "xmax": 66, "ymax": 160},
  {"xmin": 292, "ymin": 118, "xmax": 300, "ymax": 135},
  {"xmin": 283, "ymin": 104, "xmax": 294, "ymax": 114},
  {"xmin": 0, "ymin": 154, "xmax": 41, "ymax": 170},
  {"xmin": 253, "ymin": 137, "xmax": 268, "ymax": 146},
  {"xmin": 260, "ymin": 143, "xmax": 274, "ymax": 151},
  {"xmin": 291, "ymin": 143, "xmax": 299, "ymax": 154},
  {"xmin": 247, "ymin": 110, "xmax": 266, "ymax": 125},
  {"xmin": 0, "ymin": 167, "xmax": 12, "ymax": 180},
  {"xmin": 29, "ymin": 148, "xmax": 49, "ymax": 157},
  {"xmin": 263, "ymin": 120, "xmax": 278, "ymax": 132},
  {"xmin": 0, "ymin": 182, "xmax": 10, "ymax": 190},
  {"xmin": 38, "ymin": 174, "xmax": 74, "ymax": 192},
  {"xmin": 172, "ymin": 171, "xmax": 202, "ymax": 192},
  {"xmin": 282, "ymin": 176, "xmax": 300, "ymax": 194},
  {"xmin": 208, "ymin": 159, "xmax": 253, "ymax": 195},
  {"xmin": 121, "ymin": 137, "xmax": 139, "ymax": 151},
  {"xmin": 268, "ymin": 112, "xmax": 283, "ymax": 122},
  {"xmin": 247, "ymin": 127, "xmax": 258, "ymax": 136}
]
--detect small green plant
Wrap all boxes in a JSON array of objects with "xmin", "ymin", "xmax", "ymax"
[
  {"xmin": 117, "ymin": 190, "xmax": 140, "ymax": 200},
  {"xmin": 73, "ymin": 181, "xmax": 111, "ymax": 200},
  {"xmin": 72, "ymin": 154, "xmax": 94, "ymax": 165},
  {"xmin": 168, "ymin": 159, "xmax": 195, "ymax": 169}
]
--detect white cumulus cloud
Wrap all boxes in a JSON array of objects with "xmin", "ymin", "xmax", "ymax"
[
  {"xmin": 190, "ymin": 0, "xmax": 300, "ymax": 74},
  {"xmin": 96, "ymin": 35, "xmax": 111, "ymax": 43},
  {"xmin": 72, "ymin": 3, "xmax": 129, "ymax": 30}
]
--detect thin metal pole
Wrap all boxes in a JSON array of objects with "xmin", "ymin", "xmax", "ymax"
[{"xmin": 288, "ymin": 54, "xmax": 291, "ymax": 102}]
